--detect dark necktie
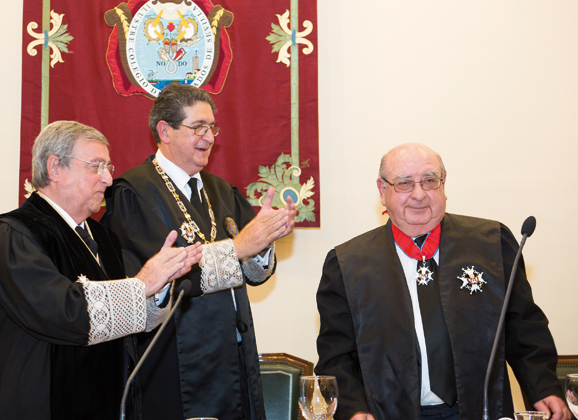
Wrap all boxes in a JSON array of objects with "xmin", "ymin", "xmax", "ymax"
[
  {"xmin": 75, "ymin": 225, "xmax": 98, "ymax": 256},
  {"xmin": 187, "ymin": 178, "xmax": 208, "ymax": 218},
  {"xmin": 187, "ymin": 178, "xmax": 246, "ymax": 338},
  {"xmin": 414, "ymin": 235, "xmax": 457, "ymax": 406}
]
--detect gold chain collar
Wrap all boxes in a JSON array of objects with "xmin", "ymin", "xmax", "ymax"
[{"xmin": 152, "ymin": 158, "xmax": 217, "ymax": 244}]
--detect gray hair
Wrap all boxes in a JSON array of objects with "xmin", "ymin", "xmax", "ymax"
[
  {"xmin": 149, "ymin": 83, "xmax": 217, "ymax": 144},
  {"xmin": 32, "ymin": 121, "xmax": 109, "ymax": 189},
  {"xmin": 378, "ymin": 144, "xmax": 447, "ymax": 180}
]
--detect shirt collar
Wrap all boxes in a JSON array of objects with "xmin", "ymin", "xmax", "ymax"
[
  {"xmin": 36, "ymin": 191, "xmax": 84, "ymax": 229},
  {"xmin": 155, "ymin": 149, "xmax": 203, "ymax": 195}
]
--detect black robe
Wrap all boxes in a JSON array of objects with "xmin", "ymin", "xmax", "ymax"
[
  {"xmin": 316, "ymin": 213, "xmax": 562, "ymax": 420},
  {"xmin": 102, "ymin": 156, "xmax": 272, "ymax": 420},
  {"xmin": 0, "ymin": 192, "xmax": 128, "ymax": 420}
]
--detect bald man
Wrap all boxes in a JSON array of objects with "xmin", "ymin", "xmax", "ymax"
[{"xmin": 315, "ymin": 143, "xmax": 569, "ymax": 420}]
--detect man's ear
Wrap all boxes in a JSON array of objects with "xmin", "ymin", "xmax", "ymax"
[
  {"xmin": 377, "ymin": 178, "xmax": 387, "ymax": 207},
  {"xmin": 46, "ymin": 156, "xmax": 61, "ymax": 182},
  {"xmin": 157, "ymin": 121, "xmax": 172, "ymax": 145}
]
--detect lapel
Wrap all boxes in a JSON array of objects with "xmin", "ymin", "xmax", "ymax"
[
  {"xmin": 335, "ymin": 221, "xmax": 420, "ymax": 396},
  {"xmin": 26, "ymin": 193, "xmax": 109, "ymax": 280},
  {"xmin": 86, "ymin": 218, "xmax": 125, "ymax": 280},
  {"xmin": 382, "ymin": 220, "xmax": 422, "ymax": 357}
]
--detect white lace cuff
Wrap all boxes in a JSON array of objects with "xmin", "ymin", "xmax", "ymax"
[
  {"xmin": 146, "ymin": 284, "xmax": 172, "ymax": 332},
  {"xmin": 78, "ymin": 276, "xmax": 147, "ymax": 345},
  {"xmin": 242, "ymin": 242, "xmax": 275, "ymax": 283},
  {"xmin": 199, "ymin": 239, "xmax": 243, "ymax": 294}
]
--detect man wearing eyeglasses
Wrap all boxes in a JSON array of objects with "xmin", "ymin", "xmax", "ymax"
[
  {"xmin": 0, "ymin": 120, "xmax": 203, "ymax": 419},
  {"xmin": 315, "ymin": 143, "xmax": 569, "ymax": 420},
  {"xmin": 102, "ymin": 83, "xmax": 296, "ymax": 420}
]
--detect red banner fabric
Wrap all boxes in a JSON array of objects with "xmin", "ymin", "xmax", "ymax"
[{"xmin": 20, "ymin": 0, "xmax": 319, "ymax": 226}]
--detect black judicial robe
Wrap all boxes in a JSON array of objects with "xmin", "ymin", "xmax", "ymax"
[
  {"xmin": 316, "ymin": 213, "xmax": 562, "ymax": 420},
  {"xmin": 102, "ymin": 156, "xmax": 271, "ymax": 420},
  {"xmin": 0, "ymin": 192, "xmax": 128, "ymax": 420}
]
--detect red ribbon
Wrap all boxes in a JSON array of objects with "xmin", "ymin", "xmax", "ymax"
[{"xmin": 392, "ymin": 223, "xmax": 441, "ymax": 261}]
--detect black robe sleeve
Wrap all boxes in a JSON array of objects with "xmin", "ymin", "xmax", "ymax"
[
  {"xmin": 102, "ymin": 181, "xmax": 174, "ymax": 277},
  {"xmin": 0, "ymin": 220, "xmax": 89, "ymax": 346},
  {"xmin": 315, "ymin": 249, "xmax": 369, "ymax": 420},
  {"xmin": 103, "ymin": 177, "xmax": 274, "ymax": 287}
]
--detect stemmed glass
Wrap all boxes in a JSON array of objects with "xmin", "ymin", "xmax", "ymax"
[
  {"xmin": 513, "ymin": 412, "xmax": 548, "ymax": 420},
  {"xmin": 565, "ymin": 373, "xmax": 578, "ymax": 418},
  {"xmin": 298, "ymin": 375, "xmax": 338, "ymax": 420}
]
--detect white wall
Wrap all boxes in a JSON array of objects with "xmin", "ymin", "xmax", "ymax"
[
  {"xmin": 251, "ymin": 0, "xmax": 578, "ymax": 361},
  {"xmin": 5, "ymin": 0, "xmax": 577, "ymax": 409},
  {"xmin": 2, "ymin": 1, "xmax": 23, "ymax": 213}
]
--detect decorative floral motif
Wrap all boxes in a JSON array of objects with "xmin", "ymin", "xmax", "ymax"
[
  {"xmin": 245, "ymin": 7, "xmax": 317, "ymax": 225},
  {"xmin": 26, "ymin": 10, "xmax": 74, "ymax": 68},
  {"xmin": 246, "ymin": 153, "xmax": 315, "ymax": 222},
  {"xmin": 266, "ymin": 10, "xmax": 313, "ymax": 67},
  {"xmin": 23, "ymin": 179, "xmax": 35, "ymax": 198}
]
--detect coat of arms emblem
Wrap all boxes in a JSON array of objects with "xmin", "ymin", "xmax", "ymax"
[{"xmin": 104, "ymin": 0, "xmax": 233, "ymax": 98}]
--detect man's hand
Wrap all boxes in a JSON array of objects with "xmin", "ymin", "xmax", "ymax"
[
  {"xmin": 136, "ymin": 231, "xmax": 203, "ymax": 297},
  {"xmin": 534, "ymin": 395, "xmax": 572, "ymax": 420},
  {"xmin": 233, "ymin": 187, "xmax": 296, "ymax": 260},
  {"xmin": 351, "ymin": 413, "xmax": 375, "ymax": 420}
]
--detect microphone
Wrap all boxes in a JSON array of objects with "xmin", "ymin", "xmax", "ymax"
[
  {"xmin": 119, "ymin": 280, "xmax": 192, "ymax": 420},
  {"xmin": 521, "ymin": 216, "xmax": 536, "ymax": 237},
  {"xmin": 482, "ymin": 216, "xmax": 536, "ymax": 420}
]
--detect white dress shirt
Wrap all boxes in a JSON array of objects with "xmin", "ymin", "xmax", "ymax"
[
  {"xmin": 395, "ymin": 242, "xmax": 445, "ymax": 406},
  {"xmin": 154, "ymin": 150, "xmax": 272, "ymax": 310}
]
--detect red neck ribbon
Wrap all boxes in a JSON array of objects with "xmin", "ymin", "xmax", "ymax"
[{"xmin": 392, "ymin": 223, "xmax": 441, "ymax": 261}]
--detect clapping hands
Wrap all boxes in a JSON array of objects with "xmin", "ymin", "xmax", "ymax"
[{"xmin": 233, "ymin": 187, "xmax": 296, "ymax": 260}]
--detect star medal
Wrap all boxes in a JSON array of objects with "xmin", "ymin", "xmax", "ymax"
[
  {"xmin": 223, "ymin": 216, "xmax": 239, "ymax": 238},
  {"xmin": 457, "ymin": 266, "xmax": 486, "ymax": 294},
  {"xmin": 415, "ymin": 256, "xmax": 434, "ymax": 285},
  {"xmin": 180, "ymin": 221, "xmax": 196, "ymax": 244}
]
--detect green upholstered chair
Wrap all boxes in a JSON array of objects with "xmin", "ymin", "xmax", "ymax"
[
  {"xmin": 556, "ymin": 355, "xmax": 578, "ymax": 419},
  {"xmin": 522, "ymin": 355, "xmax": 578, "ymax": 412},
  {"xmin": 556, "ymin": 355, "xmax": 578, "ymax": 395},
  {"xmin": 259, "ymin": 353, "xmax": 314, "ymax": 420}
]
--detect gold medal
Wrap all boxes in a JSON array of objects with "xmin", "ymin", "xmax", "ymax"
[{"xmin": 224, "ymin": 216, "xmax": 239, "ymax": 238}]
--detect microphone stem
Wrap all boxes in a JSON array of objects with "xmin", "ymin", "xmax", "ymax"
[
  {"xmin": 120, "ymin": 288, "xmax": 186, "ymax": 420},
  {"xmin": 482, "ymin": 233, "xmax": 528, "ymax": 420}
]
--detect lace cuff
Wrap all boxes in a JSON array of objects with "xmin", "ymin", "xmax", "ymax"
[
  {"xmin": 242, "ymin": 242, "xmax": 276, "ymax": 283},
  {"xmin": 145, "ymin": 283, "xmax": 172, "ymax": 332},
  {"xmin": 199, "ymin": 239, "xmax": 243, "ymax": 294},
  {"xmin": 78, "ymin": 277, "xmax": 147, "ymax": 346}
]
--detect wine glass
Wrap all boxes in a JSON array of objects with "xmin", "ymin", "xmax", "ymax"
[
  {"xmin": 298, "ymin": 375, "xmax": 338, "ymax": 420},
  {"xmin": 513, "ymin": 412, "xmax": 548, "ymax": 420},
  {"xmin": 565, "ymin": 373, "xmax": 578, "ymax": 418}
]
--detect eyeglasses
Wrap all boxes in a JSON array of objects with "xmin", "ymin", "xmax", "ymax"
[
  {"xmin": 180, "ymin": 123, "xmax": 220, "ymax": 137},
  {"xmin": 67, "ymin": 156, "xmax": 115, "ymax": 176},
  {"xmin": 382, "ymin": 177, "xmax": 444, "ymax": 193}
]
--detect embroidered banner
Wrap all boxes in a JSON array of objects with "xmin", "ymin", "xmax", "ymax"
[{"xmin": 20, "ymin": 0, "xmax": 319, "ymax": 226}]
